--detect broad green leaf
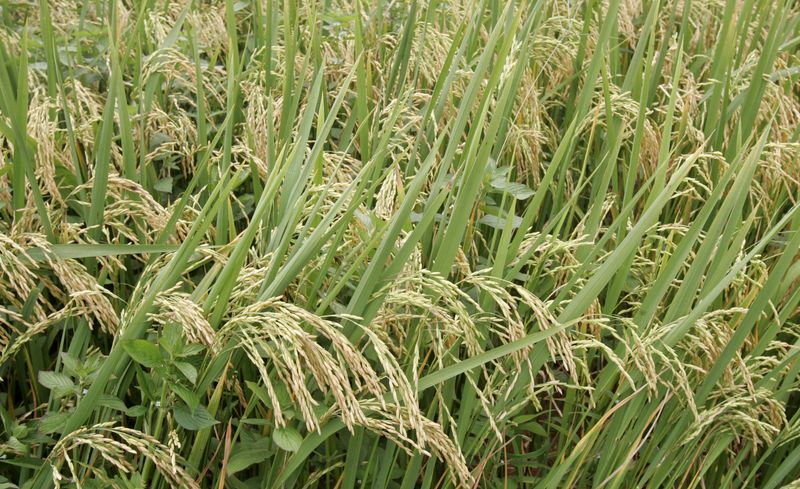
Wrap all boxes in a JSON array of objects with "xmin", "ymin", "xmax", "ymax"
[
  {"xmin": 173, "ymin": 404, "xmax": 218, "ymax": 431},
  {"xmin": 37, "ymin": 372, "xmax": 74, "ymax": 392},
  {"xmin": 273, "ymin": 426, "xmax": 303, "ymax": 453},
  {"xmin": 227, "ymin": 446, "xmax": 272, "ymax": 474},
  {"xmin": 123, "ymin": 340, "xmax": 163, "ymax": 369},
  {"xmin": 489, "ymin": 178, "xmax": 534, "ymax": 200},
  {"xmin": 174, "ymin": 362, "xmax": 198, "ymax": 385},
  {"xmin": 96, "ymin": 395, "xmax": 127, "ymax": 413},
  {"xmin": 125, "ymin": 405, "xmax": 147, "ymax": 417}
]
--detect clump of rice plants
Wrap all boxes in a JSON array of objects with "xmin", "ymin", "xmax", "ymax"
[{"xmin": 0, "ymin": 0, "xmax": 799, "ymax": 487}]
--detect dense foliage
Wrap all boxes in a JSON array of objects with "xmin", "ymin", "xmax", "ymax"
[{"xmin": 0, "ymin": 0, "xmax": 799, "ymax": 487}]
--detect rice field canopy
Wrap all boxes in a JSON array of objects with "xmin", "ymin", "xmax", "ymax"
[{"xmin": 0, "ymin": 0, "xmax": 799, "ymax": 487}]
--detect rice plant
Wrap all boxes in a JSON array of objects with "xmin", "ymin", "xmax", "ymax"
[{"xmin": 0, "ymin": 0, "xmax": 799, "ymax": 487}]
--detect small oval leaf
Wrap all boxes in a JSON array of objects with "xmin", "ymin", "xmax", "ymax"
[
  {"xmin": 123, "ymin": 340, "xmax": 163, "ymax": 369},
  {"xmin": 273, "ymin": 426, "xmax": 303, "ymax": 452},
  {"xmin": 173, "ymin": 404, "xmax": 218, "ymax": 431}
]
